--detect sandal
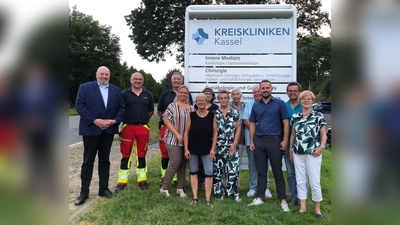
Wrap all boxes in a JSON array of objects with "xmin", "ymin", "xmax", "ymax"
[
  {"xmin": 176, "ymin": 189, "xmax": 187, "ymax": 198},
  {"xmin": 206, "ymin": 200, "xmax": 214, "ymax": 208},
  {"xmin": 160, "ymin": 188, "xmax": 170, "ymax": 197},
  {"xmin": 189, "ymin": 198, "xmax": 198, "ymax": 205}
]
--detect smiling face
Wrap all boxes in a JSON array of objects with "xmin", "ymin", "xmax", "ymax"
[
  {"xmin": 260, "ymin": 81, "xmax": 272, "ymax": 100},
  {"xmin": 178, "ymin": 86, "xmax": 189, "ymax": 102},
  {"xmin": 196, "ymin": 95, "xmax": 207, "ymax": 109},
  {"xmin": 130, "ymin": 72, "xmax": 144, "ymax": 89},
  {"xmin": 252, "ymin": 87, "xmax": 261, "ymax": 102},
  {"xmin": 218, "ymin": 92, "xmax": 229, "ymax": 107},
  {"xmin": 299, "ymin": 91, "xmax": 315, "ymax": 110},
  {"xmin": 171, "ymin": 73, "xmax": 183, "ymax": 89},
  {"xmin": 231, "ymin": 89, "xmax": 242, "ymax": 103},
  {"xmin": 96, "ymin": 66, "xmax": 110, "ymax": 86},
  {"xmin": 287, "ymin": 84, "xmax": 300, "ymax": 101},
  {"xmin": 204, "ymin": 91, "xmax": 213, "ymax": 103}
]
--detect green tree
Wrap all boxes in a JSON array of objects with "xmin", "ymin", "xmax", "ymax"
[
  {"xmin": 140, "ymin": 70, "xmax": 162, "ymax": 102},
  {"xmin": 125, "ymin": 0, "xmax": 330, "ymax": 64},
  {"xmin": 297, "ymin": 35, "xmax": 331, "ymax": 99},
  {"xmin": 69, "ymin": 6, "xmax": 123, "ymax": 106}
]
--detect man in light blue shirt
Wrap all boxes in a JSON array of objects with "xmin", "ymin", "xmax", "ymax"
[{"xmin": 242, "ymin": 85, "xmax": 271, "ymax": 198}]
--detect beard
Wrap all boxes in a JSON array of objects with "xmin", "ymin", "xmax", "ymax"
[
  {"xmin": 98, "ymin": 80, "xmax": 109, "ymax": 86},
  {"xmin": 262, "ymin": 92, "xmax": 271, "ymax": 99}
]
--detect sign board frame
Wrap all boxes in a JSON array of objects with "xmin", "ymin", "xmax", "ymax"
[{"xmin": 184, "ymin": 4, "xmax": 297, "ymax": 103}]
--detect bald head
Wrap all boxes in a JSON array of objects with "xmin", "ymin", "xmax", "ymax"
[
  {"xmin": 96, "ymin": 66, "xmax": 110, "ymax": 86},
  {"xmin": 130, "ymin": 72, "xmax": 144, "ymax": 90}
]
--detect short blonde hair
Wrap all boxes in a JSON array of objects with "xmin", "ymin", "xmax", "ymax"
[
  {"xmin": 298, "ymin": 90, "xmax": 316, "ymax": 102},
  {"xmin": 217, "ymin": 88, "xmax": 230, "ymax": 100}
]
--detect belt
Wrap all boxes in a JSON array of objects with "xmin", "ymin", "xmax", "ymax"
[
  {"xmin": 127, "ymin": 123, "xmax": 147, "ymax": 126},
  {"xmin": 258, "ymin": 135, "xmax": 279, "ymax": 139}
]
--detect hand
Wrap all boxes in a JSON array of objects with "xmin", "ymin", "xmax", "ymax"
[
  {"xmin": 105, "ymin": 119, "xmax": 116, "ymax": 127},
  {"xmin": 311, "ymin": 146, "xmax": 324, "ymax": 157},
  {"xmin": 250, "ymin": 143, "xmax": 255, "ymax": 151},
  {"xmin": 209, "ymin": 149, "xmax": 215, "ymax": 160},
  {"xmin": 93, "ymin": 119, "xmax": 108, "ymax": 130},
  {"xmin": 289, "ymin": 152, "xmax": 294, "ymax": 163},
  {"xmin": 279, "ymin": 140, "xmax": 287, "ymax": 151},
  {"xmin": 176, "ymin": 134, "xmax": 183, "ymax": 144},
  {"xmin": 184, "ymin": 149, "xmax": 191, "ymax": 160},
  {"xmin": 228, "ymin": 145, "xmax": 236, "ymax": 155}
]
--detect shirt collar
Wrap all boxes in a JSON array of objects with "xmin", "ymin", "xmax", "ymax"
[
  {"xmin": 258, "ymin": 96, "xmax": 277, "ymax": 104},
  {"xmin": 97, "ymin": 81, "xmax": 109, "ymax": 88}
]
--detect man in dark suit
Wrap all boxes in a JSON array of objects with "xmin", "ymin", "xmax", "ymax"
[{"xmin": 74, "ymin": 66, "xmax": 125, "ymax": 206}]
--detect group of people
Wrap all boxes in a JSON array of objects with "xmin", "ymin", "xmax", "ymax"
[{"xmin": 74, "ymin": 66, "xmax": 327, "ymax": 219}]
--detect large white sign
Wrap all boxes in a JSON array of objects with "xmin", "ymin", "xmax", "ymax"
[
  {"xmin": 188, "ymin": 54, "xmax": 292, "ymax": 67},
  {"xmin": 185, "ymin": 5, "xmax": 297, "ymax": 104},
  {"xmin": 189, "ymin": 19, "xmax": 293, "ymax": 53}
]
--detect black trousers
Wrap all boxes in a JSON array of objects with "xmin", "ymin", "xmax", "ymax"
[
  {"xmin": 80, "ymin": 132, "xmax": 114, "ymax": 196},
  {"xmin": 254, "ymin": 136, "xmax": 287, "ymax": 200}
]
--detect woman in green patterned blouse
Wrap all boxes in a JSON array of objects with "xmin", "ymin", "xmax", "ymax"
[{"xmin": 289, "ymin": 90, "xmax": 327, "ymax": 219}]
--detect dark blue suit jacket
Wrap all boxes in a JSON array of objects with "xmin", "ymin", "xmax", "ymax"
[{"xmin": 75, "ymin": 81, "xmax": 125, "ymax": 136}]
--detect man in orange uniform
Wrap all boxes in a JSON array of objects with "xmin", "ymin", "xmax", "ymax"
[{"xmin": 115, "ymin": 72, "xmax": 154, "ymax": 192}]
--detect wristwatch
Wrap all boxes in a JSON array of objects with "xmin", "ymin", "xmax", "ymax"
[{"xmin": 320, "ymin": 144, "xmax": 325, "ymax": 149}]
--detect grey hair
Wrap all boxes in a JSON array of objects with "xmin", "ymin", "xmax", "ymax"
[
  {"xmin": 196, "ymin": 93, "xmax": 207, "ymax": 102},
  {"xmin": 231, "ymin": 88, "xmax": 242, "ymax": 97},
  {"xmin": 252, "ymin": 85, "xmax": 259, "ymax": 91}
]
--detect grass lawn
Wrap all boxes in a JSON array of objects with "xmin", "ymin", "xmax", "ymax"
[
  {"xmin": 76, "ymin": 149, "xmax": 331, "ymax": 224},
  {"xmin": 69, "ymin": 108, "xmax": 78, "ymax": 116}
]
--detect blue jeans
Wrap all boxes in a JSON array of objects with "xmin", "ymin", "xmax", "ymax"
[
  {"xmin": 246, "ymin": 146, "xmax": 269, "ymax": 191},
  {"xmin": 283, "ymin": 147, "xmax": 298, "ymax": 201}
]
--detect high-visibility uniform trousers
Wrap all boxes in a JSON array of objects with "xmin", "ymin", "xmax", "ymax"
[
  {"xmin": 159, "ymin": 125, "xmax": 177, "ymax": 181},
  {"xmin": 118, "ymin": 124, "xmax": 150, "ymax": 185}
]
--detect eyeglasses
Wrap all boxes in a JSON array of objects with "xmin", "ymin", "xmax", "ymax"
[
  {"xmin": 179, "ymin": 92, "xmax": 188, "ymax": 95},
  {"xmin": 132, "ymin": 78, "xmax": 143, "ymax": 81},
  {"xmin": 301, "ymin": 98, "xmax": 313, "ymax": 101},
  {"xmin": 196, "ymin": 99, "xmax": 206, "ymax": 102},
  {"xmin": 287, "ymin": 90, "xmax": 299, "ymax": 93}
]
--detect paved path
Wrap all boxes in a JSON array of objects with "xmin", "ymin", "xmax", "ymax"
[{"xmin": 69, "ymin": 116, "xmax": 81, "ymax": 146}]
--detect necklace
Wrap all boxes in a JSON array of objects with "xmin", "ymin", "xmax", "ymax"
[
  {"xmin": 197, "ymin": 111, "xmax": 207, "ymax": 118},
  {"xmin": 302, "ymin": 111, "xmax": 312, "ymax": 118}
]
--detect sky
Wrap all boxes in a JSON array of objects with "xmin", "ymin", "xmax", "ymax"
[{"xmin": 68, "ymin": 0, "xmax": 331, "ymax": 82}]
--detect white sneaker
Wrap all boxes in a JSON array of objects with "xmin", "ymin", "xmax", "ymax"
[
  {"xmin": 176, "ymin": 189, "xmax": 187, "ymax": 198},
  {"xmin": 265, "ymin": 189, "xmax": 272, "ymax": 198},
  {"xmin": 247, "ymin": 189, "xmax": 256, "ymax": 197},
  {"xmin": 248, "ymin": 198, "xmax": 264, "ymax": 206},
  {"xmin": 281, "ymin": 202, "xmax": 290, "ymax": 212},
  {"xmin": 160, "ymin": 188, "xmax": 170, "ymax": 197}
]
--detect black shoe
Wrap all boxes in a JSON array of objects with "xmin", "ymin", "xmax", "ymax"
[
  {"xmin": 159, "ymin": 178, "xmax": 164, "ymax": 187},
  {"xmin": 98, "ymin": 189, "xmax": 113, "ymax": 198},
  {"xmin": 316, "ymin": 214, "xmax": 324, "ymax": 220},
  {"xmin": 139, "ymin": 182, "xmax": 148, "ymax": 190},
  {"xmin": 288, "ymin": 199, "xmax": 299, "ymax": 206},
  {"xmin": 74, "ymin": 194, "xmax": 88, "ymax": 206},
  {"xmin": 114, "ymin": 184, "xmax": 126, "ymax": 194}
]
